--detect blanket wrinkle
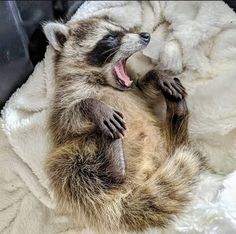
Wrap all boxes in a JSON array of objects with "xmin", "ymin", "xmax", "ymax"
[{"xmin": 1, "ymin": 1, "xmax": 236, "ymax": 233}]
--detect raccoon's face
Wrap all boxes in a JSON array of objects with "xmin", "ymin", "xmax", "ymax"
[{"xmin": 44, "ymin": 18, "xmax": 150, "ymax": 91}]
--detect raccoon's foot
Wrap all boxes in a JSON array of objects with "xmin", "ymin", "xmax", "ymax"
[
  {"xmin": 80, "ymin": 98, "xmax": 126, "ymax": 139},
  {"xmin": 157, "ymin": 75, "xmax": 187, "ymax": 101}
]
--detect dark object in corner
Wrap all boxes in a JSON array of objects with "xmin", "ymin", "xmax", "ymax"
[
  {"xmin": 0, "ymin": 0, "xmax": 235, "ymax": 110},
  {"xmin": 224, "ymin": 0, "xmax": 236, "ymax": 12},
  {"xmin": 0, "ymin": 0, "xmax": 84, "ymax": 109}
]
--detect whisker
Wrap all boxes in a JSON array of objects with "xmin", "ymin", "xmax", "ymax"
[
  {"xmin": 103, "ymin": 48, "xmax": 120, "ymax": 64},
  {"xmin": 101, "ymin": 46, "xmax": 120, "ymax": 55}
]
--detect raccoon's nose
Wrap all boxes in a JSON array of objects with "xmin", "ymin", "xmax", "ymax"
[{"xmin": 139, "ymin": 32, "xmax": 150, "ymax": 44}]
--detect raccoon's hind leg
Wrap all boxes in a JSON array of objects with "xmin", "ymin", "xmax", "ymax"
[{"xmin": 46, "ymin": 135, "xmax": 125, "ymax": 215}]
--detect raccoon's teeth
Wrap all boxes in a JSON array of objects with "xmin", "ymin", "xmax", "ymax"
[{"xmin": 114, "ymin": 60, "xmax": 133, "ymax": 88}]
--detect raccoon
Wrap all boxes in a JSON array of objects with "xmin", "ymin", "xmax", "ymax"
[{"xmin": 44, "ymin": 17, "xmax": 205, "ymax": 232}]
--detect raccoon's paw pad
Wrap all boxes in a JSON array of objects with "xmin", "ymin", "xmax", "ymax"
[
  {"xmin": 159, "ymin": 77, "xmax": 187, "ymax": 101},
  {"xmin": 100, "ymin": 109, "xmax": 126, "ymax": 139}
]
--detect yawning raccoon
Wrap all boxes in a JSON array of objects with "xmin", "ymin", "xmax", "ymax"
[{"xmin": 44, "ymin": 17, "xmax": 205, "ymax": 232}]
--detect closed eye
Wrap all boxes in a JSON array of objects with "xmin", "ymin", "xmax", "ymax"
[
  {"xmin": 103, "ymin": 31, "xmax": 124, "ymax": 42},
  {"xmin": 104, "ymin": 35, "xmax": 115, "ymax": 41},
  {"xmin": 103, "ymin": 33, "xmax": 118, "ymax": 41}
]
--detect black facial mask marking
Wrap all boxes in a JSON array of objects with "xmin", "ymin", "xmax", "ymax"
[{"xmin": 87, "ymin": 31, "xmax": 124, "ymax": 66}]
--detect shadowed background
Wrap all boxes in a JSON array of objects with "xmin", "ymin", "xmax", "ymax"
[{"xmin": 0, "ymin": 0, "xmax": 235, "ymax": 110}]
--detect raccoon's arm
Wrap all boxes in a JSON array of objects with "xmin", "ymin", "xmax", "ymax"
[
  {"xmin": 137, "ymin": 70, "xmax": 188, "ymax": 154},
  {"xmin": 164, "ymin": 96, "xmax": 189, "ymax": 155},
  {"xmin": 50, "ymin": 98, "xmax": 127, "ymax": 184},
  {"xmin": 50, "ymin": 98, "xmax": 126, "ymax": 143}
]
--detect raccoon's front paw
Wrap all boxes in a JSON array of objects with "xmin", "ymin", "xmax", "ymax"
[
  {"xmin": 158, "ymin": 76, "xmax": 187, "ymax": 101},
  {"xmin": 95, "ymin": 106, "xmax": 126, "ymax": 139},
  {"xmin": 80, "ymin": 98, "xmax": 126, "ymax": 139}
]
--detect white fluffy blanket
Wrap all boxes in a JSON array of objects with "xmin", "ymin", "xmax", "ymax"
[{"xmin": 1, "ymin": 1, "xmax": 236, "ymax": 233}]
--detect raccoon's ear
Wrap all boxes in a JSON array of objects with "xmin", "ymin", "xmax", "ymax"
[
  {"xmin": 102, "ymin": 15, "xmax": 110, "ymax": 21},
  {"xmin": 43, "ymin": 22, "xmax": 69, "ymax": 51},
  {"xmin": 99, "ymin": 15, "xmax": 113, "ymax": 23}
]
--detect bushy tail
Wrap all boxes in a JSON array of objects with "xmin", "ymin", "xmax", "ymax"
[
  {"xmin": 46, "ymin": 141, "xmax": 203, "ymax": 232},
  {"xmin": 45, "ymin": 138, "xmax": 125, "ymax": 230},
  {"xmin": 120, "ymin": 147, "xmax": 203, "ymax": 232}
]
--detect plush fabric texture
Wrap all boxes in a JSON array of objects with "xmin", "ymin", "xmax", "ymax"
[{"xmin": 1, "ymin": 1, "xmax": 236, "ymax": 233}]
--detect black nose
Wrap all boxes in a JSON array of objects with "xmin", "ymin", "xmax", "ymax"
[{"xmin": 139, "ymin": 32, "xmax": 150, "ymax": 44}]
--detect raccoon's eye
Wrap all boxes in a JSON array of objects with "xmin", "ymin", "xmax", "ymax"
[
  {"xmin": 106, "ymin": 35, "xmax": 115, "ymax": 40},
  {"xmin": 104, "ymin": 33, "xmax": 118, "ymax": 41}
]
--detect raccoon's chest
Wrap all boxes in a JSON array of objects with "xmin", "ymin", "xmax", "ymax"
[
  {"xmin": 99, "ymin": 88, "xmax": 165, "ymax": 177},
  {"xmin": 99, "ymin": 88, "xmax": 162, "ymax": 147}
]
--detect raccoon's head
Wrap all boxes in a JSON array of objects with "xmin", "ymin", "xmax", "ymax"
[{"xmin": 44, "ymin": 17, "xmax": 150, "ymax": 91}]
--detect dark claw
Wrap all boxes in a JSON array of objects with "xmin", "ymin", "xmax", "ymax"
[
  {"xmin": 173, "ymin": 77, "xmax": 180, "ymax": 83},
  {"xmin": 177, "ymin": 94, "xmax": 182, "ymax": 100},
  {"xmin": 111, "ymin": 123, "xmax": 120, "ymax": 138},
  {"xmin": 108, "ymin": 121, "xmax": 120, "ymax": 139},
  {"xmin": 109, "ymin": 118, "xmax": 124, "ymax": 139},
  {"xmin": 82, "ymin": 99, "xmax": 127, "ymax": 139},
  {"xmin": 165, "ymin": 87, "xmax": 173, "ymax": 96},
  {"xmin": 93, "ymin": 103, "xmax": 126, "ymax": 139},
  {"xmin": 114, "ymin": 110, "xmax": 124, "ymax": 118},
  {"xmin": 172, "ymin": 83, "xmax": 183, "ymax": 95},
  {"xmin": 158, "ymin": 75, "xmax": 187, "ymax": 101},
  {"xmin": 173, "ymin": 78, "xmax": 187, "ymax": 95},
  {"xmin": 163, "ymin": 81, "xmax": 173, "ymax": 94},
  {"xmin": 110, "ymin": 119, "xmax": 125, "ymax": 137},
  {"xmin": 102, "ymin": 111, "xmax": 126, "ymax": 139},
  {"xmin": 113, "ymin": 114, "xmax": 126, "ymax": 130},
  {"xmin": 103, "ymin": 121, "xmax": 115, "ymax": 138}
]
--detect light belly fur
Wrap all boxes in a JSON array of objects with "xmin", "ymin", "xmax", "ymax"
[{"xmin": 98, "ymin": 88, "xmax": 166, "ymax": 181}]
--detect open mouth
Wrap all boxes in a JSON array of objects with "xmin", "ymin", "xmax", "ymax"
[{"xmin": 113, "ymin": 59, "xmax": 133, "ymax": 89}]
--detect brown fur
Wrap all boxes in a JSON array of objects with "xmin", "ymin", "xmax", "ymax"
[{"xmin": 45, "ymin": 18, "xmax": 205, "ymax": 232}]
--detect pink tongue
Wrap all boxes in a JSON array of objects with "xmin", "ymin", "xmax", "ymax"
[{"xmin": 114, "ymin": 61, "xmax": 133, "ymax": 87}]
